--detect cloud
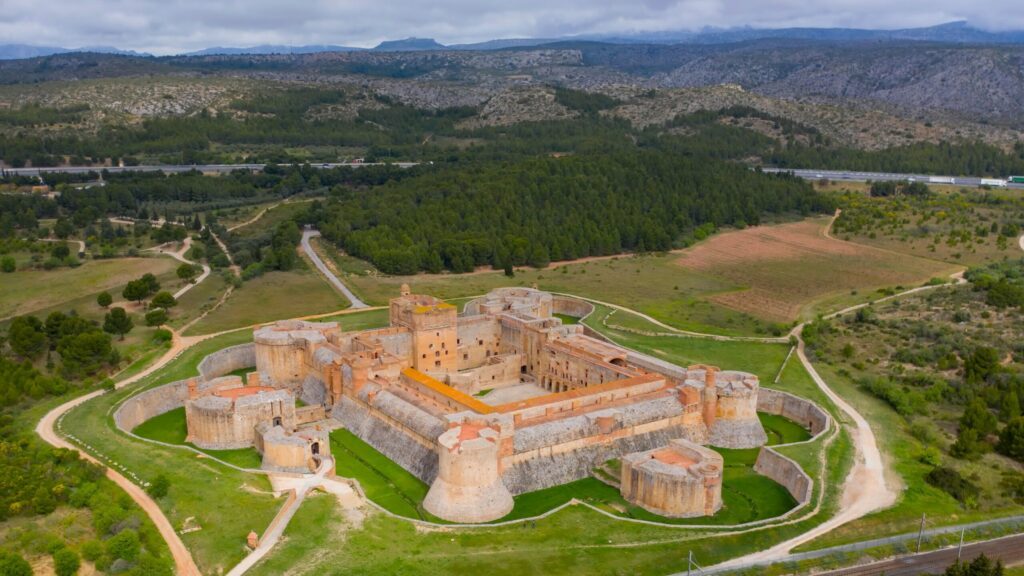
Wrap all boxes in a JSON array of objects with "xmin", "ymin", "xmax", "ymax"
[{"xmin": 0, "ymin": 0, "xmax": 1018, "ymax": 55}]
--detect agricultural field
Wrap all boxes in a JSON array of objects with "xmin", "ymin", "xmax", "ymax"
[
  {"xmin": 318, "ymin": 216, "xmax": 957, "ymax": 335},
  {"xmin": 675, "ymin": 217, "xmax": 959, "ymax": 322}
]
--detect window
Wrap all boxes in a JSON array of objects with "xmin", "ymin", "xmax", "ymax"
[
  {"xmin": 435, "ymin": 360, "xmax": 441, "ymax": 367},
  {"xmin": 435, "ymin": 351, "xmax": 440, "ymax": 357},
  {"xmin": 463, "ymin": 353, "xmax": 469, "ymax": 360}
]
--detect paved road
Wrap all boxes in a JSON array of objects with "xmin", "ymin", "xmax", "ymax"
[
  {"xmin": 3, "ymin": 161, "xmax": 420, "ymax": 177},
  {"xmin": 300, "ymin": 229, "xmax": 368, "ymax": 309},
  {"xmin": 818, "ymin": 533, "xmax": 1024, "ymax": 575},
  {"xmin": 763, "ymin": 168, "xmax": 1024, "ymax": 190}
]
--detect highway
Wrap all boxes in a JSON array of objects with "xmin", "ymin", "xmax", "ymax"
[
  {"xmin": 762, "ymin": 168, "xmax": 1024, "ymax": 190},
  {"xmin": 1, "ymin": 161, "xmax": 421, "ymax": 177}
]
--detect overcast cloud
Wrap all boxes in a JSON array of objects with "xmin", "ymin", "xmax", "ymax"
[{"xmin": 0, "ymin": 0, "xmax": 1019, "ymax": 55}]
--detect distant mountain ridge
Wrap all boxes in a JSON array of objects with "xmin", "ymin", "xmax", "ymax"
[{"xmin": 4, "ymin": 21, "xmax": 1024, "ymax": 59}]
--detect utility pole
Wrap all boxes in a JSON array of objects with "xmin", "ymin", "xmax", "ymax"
[
  {"xmin": 957, "ymin": 528, "xmax": 965, "ymax": 561},
  {"xmin": 916, "ymin": 513, "xmax": 927, "ymax": 553}
]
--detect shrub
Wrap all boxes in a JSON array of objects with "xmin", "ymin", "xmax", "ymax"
[
  {"xmin": 144, "ymin": 309, "xmax": 168, "ymax": 327},
  {"xmin": 96, "ymin": 291, "xmax": 112, "ymax": 308},
  {"xmin": 0, "ymin": 256, "xmax": 14, "ymax": 273},
  {"xmin": 147, "ymin": 474, "xmax": 170, "ymax": 499},
  {"xmin": 926, "ymin": 466, "xmax": 979, "ymax": 507},
  {"xmin": 150, "ymin": 291, "xmax": 176, "ymax": 309},
  {"xmin": 0, "ymin": 552, "xmax": 32, "ymax": 576},
  {"xmin": 53, "ymin": 548, "xmax": 80, "ymax": 576}
]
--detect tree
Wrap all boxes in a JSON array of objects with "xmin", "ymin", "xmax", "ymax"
[
  {"xmin": 943, "ymin": 554, "xmax": 1004, "ymax": 576},
  {"xmin": 147, "ymin": 474, "xmax": 170, "ymax": 498},
  {"xmin": 145, "ymin": 309, "xmax": 168, "ymax": 327},
  {"xmin": 1002, "ymin": 391, "xmax": 1022, "ymax": 422},
  {"xmin": 141, "ymin": 273, "xmax": 160, "ymax": 294},
  {"xmin": 0, "ymin": 552, "xmax": 32, "ymax": 576},
  {"xmin": 961, "ymin": 398, "xmax": 998, "ymax": 438},
  {"xmin": 0, "ymin": 256, "xmax": 14, "ymax": 273},
  {"xmin": 191, "ymin": 214, "xmax": 202, "ymax": 231},
  {"xmin": 105, "ymin": 528, "xmax": 140, "ymax": 562},
  {"xmin": 57, "ymin": 331, "xmax": 114, "ymax": 377},
  {"xmin": 53, "ymin": 548, "xmax": 80, "ymax": 576},
  {"xmin": 999, "ymin": 418, "xmax": 1024, "ymax": 461},
  {"xmin": 96, "ymin": 291, "xmax": 112, "ymax": 308},
  {"xmin": 50, "ymin": 243, "xmax": 70, "ymax": 259},
  {"xmin": 151, "ymin": 291, "xmax": 177, "ymax": 309},
  {"xmin": 122, "ymin": 279, "xmax": 148, "ymax": 303},
  {"xmin": 965, "ymin": 347, "xmax": 1001, "ymax": 385},
  {"xmin": 177, "ymin": 263, "xmax": 197, "ymax": 283},
  {"xmin": 103, "ymin": 307, "xmax": 133, "ymax": 340},
  {"xmin": 8, "ymin": 315, "xmax": 46, "ymax": 359}
]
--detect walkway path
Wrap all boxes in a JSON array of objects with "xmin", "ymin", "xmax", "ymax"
[
  {"xmin": 300, "ymin": 229, "xmax": 368, "ymax": 308},
  {"xmin": 148, "ymin": 237, "xmax": 212, "ymax": 300},
  {"xmin": 36, "ymin": 330, "xmax": 205, "ymax": 576},
  {"xmin": 225, "ymin": 459, "xmax": 337, "ymax": 576},
  {"xmin": 39, "ymin": 237, "xmax": 86, "ymax": 254}
]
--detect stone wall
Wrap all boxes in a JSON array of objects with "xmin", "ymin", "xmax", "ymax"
[
  {"xmin": 334, "ymin": 396, "xmax": 440, "ymax": 483},
  {"xmin": 753, "ymin": 447, "xmax": 812, "ymax": 504},
  {"xmin": 757, "ymin": 387, "xmax": 831, "ymax": 437},
  {"xmin": 114, "ymin": 379, "xmax": 192, "ymax": 432},
  {"xmin": 551, "ymin": 296, "xmax": 594, "ymax": 320},
  {"xmin": 197, "ymin": 343, "xmax": 256, "ymax": 383},
  {"xmin": 503, "ymin": 424, "xmax": 703, "ymax": 494}
]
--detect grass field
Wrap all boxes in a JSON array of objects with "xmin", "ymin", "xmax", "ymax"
[
  {"xmin": 183, "ymin": 266, "xmax": 349, "ymax": 335},
  {"xmin": 315, "ymin": 216, "xmax": 957, "ymax": 335},
  {"xmin": 0, "ymin": 256, "xmax": 177, "ymax": 319},
  {"xmin": 332, "ymin": 426, "xmax": 798, "ymax": 526},
  {"xmin": 132, "ymin": 407, "xmax": 263, "ymax": 469},
  {"xmin": 58, "ymin": 329, "xmax": 283, "ymax": 575}
]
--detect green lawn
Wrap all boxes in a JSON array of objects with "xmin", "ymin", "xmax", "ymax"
[
  {"xmin": 553, "ymin": 313, "xmax": 580, "ymax": 325},
  {"xmin": 58, "ymin": 329, "xmax": 283, "ymax": 575},
  {"xmin": 183, "ymin": 267, "xmax": 349, "ymax": 335},
  {"xmin": 760, "ymin": 413, "xmax": 812, "ymax": 445},
  {"xmin": 132, "ymin": 407, "xmax": 263, "ymax": 469},
  {"xmin": 0, "ymin": 255, "xmax": 177, "ymax": 319},
  {"xmin": 332, "ymin": 424, "xmax": 799, "ymax": 526}
]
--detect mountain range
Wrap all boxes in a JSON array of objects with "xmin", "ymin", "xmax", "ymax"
[{"xmin": 3, "ymin": 21, "xmax": 1024, "ymax": 60}]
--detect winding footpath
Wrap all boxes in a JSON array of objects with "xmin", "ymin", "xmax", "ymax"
[
  {"xmin": 300, "ymin": 229, "xmax": 368, "ymax": 308},
  {"xmin": 36, "ymin": 330, "xmax": 205, "ymax": 576},
  {"xmin": 148, "ymin": 237, "xmax": 213, "ymax": 300}
]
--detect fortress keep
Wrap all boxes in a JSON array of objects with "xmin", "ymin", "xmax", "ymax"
[{"xmin": 183, "ymin": 286, "xmax": 769, "ymax": 521}]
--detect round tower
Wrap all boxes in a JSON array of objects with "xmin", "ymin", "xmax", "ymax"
[{"xmin": 423, "ymin": 423, "xmax": 514, "ymax": 523}]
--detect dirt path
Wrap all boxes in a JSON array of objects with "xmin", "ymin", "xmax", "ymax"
[
  {"xmin": 36, "ymin": 330, "xmax": 205, "ymax": 576},
  {"xmin": 147, "ymin": 237, "xmax": 213, "ymax": 300},
  {"xmin": 39, "ymin": 237, "xmax": 86, "ymax": 254}
]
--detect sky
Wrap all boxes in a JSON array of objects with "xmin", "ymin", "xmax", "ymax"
[{"xmin": 0, "ymin": 0, "xmax": 1019, "ymax": 55}]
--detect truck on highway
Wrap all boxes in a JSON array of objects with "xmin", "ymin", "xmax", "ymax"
[
  {"xmin": 1008, "ymin": 176, "xmax": 1024, "ymax": 184},
  {"xmin": 980, "ymin": 178, "xmax": 1008, "ymax": 188},
  {"xmin": 928, "ymin": 176, "xmax": 956, "ymax": 184}
]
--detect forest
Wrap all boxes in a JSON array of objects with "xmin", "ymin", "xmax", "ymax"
[{"xmin": 307, "ymin": 151, "xmax": 832, "ymax": 274}]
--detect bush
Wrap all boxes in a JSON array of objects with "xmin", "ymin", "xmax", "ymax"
[
  {"xmin": 152, "ymin": 328, "xmax": 173, "ymax": 343},
  {"xmin": 926, "ymin": 466, "xmax": 980, "ymax": 507},
  {"xmin": 147, "ymin": 474, "xmax": 170, "ymax": 499},
  {"xmin": 0, "ymin": 256, "xmax": 14, "ymax": 273},
  {"xmin": 53, "ymin": 548, "xmax": 80, "ymax": 576},
  {"xmin": 96, "ymin": 291, "xmax": 112, "ymax": 308},
  {"xmin": 0, "ymin": 552, "xmax": 32, "ymax": 576}
]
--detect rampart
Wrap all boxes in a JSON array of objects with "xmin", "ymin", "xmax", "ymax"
[
  {"xmin": 551, "ymin": 296, "xmax": 594, "ymax": 319},
  {"xmin": 757, "ymin": 387, "xmax": 831, "ymax": 437},
  {"xmin": 114, "ymin": 379, "xmax": 192, "ymax": 432},
  {"xmin": 197, "ymin": 343, "xmax": 256, "ymax": 383},
  {"xmin": 753, "ymin": 447, "xmax": 812, "ymax": 504}
]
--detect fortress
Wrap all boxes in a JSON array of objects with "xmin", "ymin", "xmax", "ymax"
[{"xmin": 182, "ymin": 286, "xmax": 774, "ymax": 522}]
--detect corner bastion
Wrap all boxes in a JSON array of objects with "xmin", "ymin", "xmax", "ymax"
[{"xmin": 621, "ymin": 438, "xmax": 724, "ymax": 518}]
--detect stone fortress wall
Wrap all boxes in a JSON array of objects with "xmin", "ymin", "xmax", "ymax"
[{"xmin": 125, "ymin": 286, "xmax": 823, "ymax": 523}]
